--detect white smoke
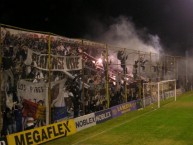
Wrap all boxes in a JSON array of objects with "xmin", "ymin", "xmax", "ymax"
[
  {"xmin": 84, "ymin": 16, "xmax": 164, "ymax": 77},
  {"xmin": 92, "ymin": 16, "xmax": 162, "ymax": 54}
]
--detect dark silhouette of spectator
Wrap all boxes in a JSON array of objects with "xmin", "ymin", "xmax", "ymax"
[
  {"xmin": 139, "ymin": 57, "xmax": 148, "ymax": 71},
  {"xmin": 133, "ymin": 60, "xmax": 139, "ymax": 80},
  {"xmin": 14, "ymin": 104, "xmax": 23, "ymax": 132},
  {"xmin": 101, "ymin": 50, "xmax": 107, "ymax": 73},
  {"xmin": 1, "ymin": 110, "xmax": 8, "ymax": 137},
  {"xmin": 117, "ymin": 50, "xmax": 128, "ymax": 74},
  {"xmin": 6, "ymin": 107, "xmax": 16, "ymax": 134},
  {"xmin": 2, "ymin": 46, "xmax": 14, "ymax": 90}
]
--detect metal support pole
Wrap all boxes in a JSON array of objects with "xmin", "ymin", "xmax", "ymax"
[
  {"xmin": 143, "ymin": 83, "xmax": 145, "ymax": 108},
  {"xmin": 158, "ymin": 82, "xmax": 160, "ymax": 108},
  {"xmin": 81, "ymin": 40, "xmax": 85, "ymax": 114},
  {"xmin": 124, "ymin": 48, "xmax": 127, "ymax": 102},
  {"xmin": 175, "ymin": 80, "xmax": 177, "ymax": 101},
  {"xmin": 105, "ymin": 44, "xmax": 109, "ymax": 108},
  {"xmin": 48, "ymin": 35, "xmax": 51, "ymax": 124}
]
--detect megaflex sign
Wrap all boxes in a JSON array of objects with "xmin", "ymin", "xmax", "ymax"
[{"xmin": 6, "ymin": 119, "xmax": 77, "ymax": 145}]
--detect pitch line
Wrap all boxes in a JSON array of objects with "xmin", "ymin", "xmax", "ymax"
[{"xmin": 72, "ymin": 109, "xmax": 157, "ymax": 145}]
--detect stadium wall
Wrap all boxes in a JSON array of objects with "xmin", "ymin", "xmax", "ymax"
[{"xmin": 3, "ymin": 99, "xmax": 141, "ymax": 145}]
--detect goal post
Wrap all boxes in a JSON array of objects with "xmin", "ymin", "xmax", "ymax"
[
  {"xmin": 143, "ymin": 79, "xmax": 176, "ymax": 108},
  {"xmin": 158, "ymin": 80, "xmax": 176, "ymax": 108}
]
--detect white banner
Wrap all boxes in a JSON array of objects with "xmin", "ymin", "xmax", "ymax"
[
  {"xmin": 25, "ymin": 49, "xmax": 82, "ymax": 71},
  {"xmin": 17, "ymin": 79, "xmax": 67, "ymax": 104},
  {"xmin": 17, "ymin": 80, "xmax": 47, "ymax": 103}
]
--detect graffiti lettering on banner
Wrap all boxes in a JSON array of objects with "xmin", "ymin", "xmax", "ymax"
[
  {"xmin": 25, "ymin": 49, "xmax": 82, "ymax": 71},
  {"xmin": 95, "ymin": 109, "xmax": 112, "ymax": 124},
  {"xmin": 6, "ymin": 119, "xmax": 77, "ymax": 145},
  {"xmin": 17, "ymin": 80, "xmax": 46, "ymax": 102}
]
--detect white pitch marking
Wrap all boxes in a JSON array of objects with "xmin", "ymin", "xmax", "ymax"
[{"xmin": 72, "ymin": 109, "xmax": 157, "ymax": 145}]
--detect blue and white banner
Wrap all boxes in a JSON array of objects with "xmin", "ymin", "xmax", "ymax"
[{"xmin": 95, "ymin": 109, "xmax": 112, "ymax": 124}]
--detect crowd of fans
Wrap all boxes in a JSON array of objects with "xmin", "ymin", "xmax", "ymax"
[{"xmin": 0, "ymin": 27, "xmax": 142, "ymax": 137}]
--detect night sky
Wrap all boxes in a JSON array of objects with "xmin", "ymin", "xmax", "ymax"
[{"xmin": 1, "ymin": 0, "xmax": 193, "ymax": 56}]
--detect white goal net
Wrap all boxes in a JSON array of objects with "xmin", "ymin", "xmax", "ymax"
[{"xmin": 143, "ymin": 80, "xmax": 176, "ymax": 108}]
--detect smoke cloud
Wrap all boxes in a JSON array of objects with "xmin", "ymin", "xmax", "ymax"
[
  {"xmin": 85, "ymin": 16, "xmax": 163, "ymax": 54},
  {"xmin": 84, "ymin": 16, "xmax": 164, "ymax": 76}
]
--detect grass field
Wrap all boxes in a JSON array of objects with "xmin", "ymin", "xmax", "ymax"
[{"xmin": 45, "ymin": 91, "xmax": 193, "ymax": 145}]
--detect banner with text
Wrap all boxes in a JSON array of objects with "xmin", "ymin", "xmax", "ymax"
[
  {"xmin": 6, "ymin": 119, "xmax": 77, "ymax": 145},
  {"xmin": 111, "ymin": 101, "xmax": 138, "ymax": 118},
  {"xmin": 74, "ymin": 113, "xmax": 96, "ymax": 132},
  {"xmin": 17, "ymin": 80, "xmax": 47, "ymax": 103},
  {"xmin": 25, "ymin": 49, "xmax": 82, "ymax": 71},
  {"xmin": 95, "ymin": 109, "xmax": 112, "ymax": 124}
]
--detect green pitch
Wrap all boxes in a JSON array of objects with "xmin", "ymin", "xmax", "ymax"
[{"xmin": 45, "ymin": 91, "xmax": 193, "ymax": 145}]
